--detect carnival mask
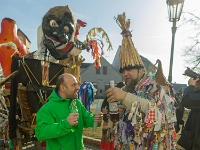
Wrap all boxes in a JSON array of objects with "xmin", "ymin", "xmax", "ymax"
[{"xmin": 42, "ymin": 6, "xmax": 86, "ymax": 60}]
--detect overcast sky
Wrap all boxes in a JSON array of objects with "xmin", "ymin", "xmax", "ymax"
[{"xmin": 0, "ymin": 0, "xmax": 199, "ymax": 84}]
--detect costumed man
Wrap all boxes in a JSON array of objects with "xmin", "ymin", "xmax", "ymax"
[{"xmin": 105, "ymin": 13, "xmax": 177, "ymax": 150}]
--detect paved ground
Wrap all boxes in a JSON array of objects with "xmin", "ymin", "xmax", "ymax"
[
  {"xmin": 0, "ymin": 142, "xmax": 98, "ymax": 150},
  {"xmin": 21, "ymin": 144, "xmax": 98, "ymax": 150},
  {"xmin": 0, "ymin": 146, "xmax": 98, "ymax": 150},
  {"xmin": 85, "ymin": 145, "xmax": 99, "ymax": 150}
]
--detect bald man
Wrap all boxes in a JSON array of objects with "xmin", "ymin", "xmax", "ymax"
[{"xmin": 35, "ymin": 73, "xmax": 103, "ymax": 150}]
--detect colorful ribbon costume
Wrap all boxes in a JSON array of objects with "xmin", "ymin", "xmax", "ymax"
[
  {"xmin": 78, "ymin": 82, "xmax": 96, "ymax": 112},
  {"xmin": 113, "ymin": 73, "xmax": 177, "ymax": 150}
]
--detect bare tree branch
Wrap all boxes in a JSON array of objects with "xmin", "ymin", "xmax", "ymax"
[{"xmin": 181, "ymin": 12, "xmax": 200, "ymax": 71}]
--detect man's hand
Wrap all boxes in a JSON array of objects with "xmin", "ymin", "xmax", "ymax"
[
  {"xmin": 102, "ymin": 108, "xmax": 108, "ymax": 114},
  {"xmin": 67, "ymin": 113, "xmax": 79, "ymax": 126},
  {"xmin": 118, "ymin": 104, "xmax": 126, "ymax": 116},
  {"xmin": 105, "ymin": 87, "xmax": 127, "ymax": 103},
  {"xmin": 188, "ymin": 78, "xmax": 199, "ymax": 86},
  {"xmin": 94, "ymin": 112, "xmax": 103, "ymax": 123}
]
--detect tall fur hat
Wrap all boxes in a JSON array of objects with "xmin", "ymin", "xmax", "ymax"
[{"xmin": 115, "ymin": 12, "xmax": 144, "ymax": 73}]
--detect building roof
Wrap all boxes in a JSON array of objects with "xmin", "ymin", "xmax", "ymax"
[
  {"xmin": 80, "ymin": 57, "xmax": 121, "ymax": 77},
  {"xmin": 112, "ymin": 46, "xmax": 121, "ymax": 71},
  {"xmin": 172, "ymin": 83, "xmax": 187, "ymax": 94},
  {"xmin": 80, "ymin": 63, "xmax": 91, "ymax": 68},
  {"xmin": 17, "ymin": 29, "xmax": 31, "ymax": 43},
  {"xmin": 24, "ymin": 51, "xmax": 35, "ymax": 58}
]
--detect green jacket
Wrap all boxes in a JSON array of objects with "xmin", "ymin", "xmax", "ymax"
[{"xmin": 35, "ymin": 89, "xmax": 95, "ymax": 150}]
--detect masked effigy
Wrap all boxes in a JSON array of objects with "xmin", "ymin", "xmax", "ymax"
[
  {"xmin": 34, "ymin": 5, "xmax": 87, "ymax": 62},
  {"xmin": 34, "ymin": 5, "xmax": 113, "ymax": 69}
]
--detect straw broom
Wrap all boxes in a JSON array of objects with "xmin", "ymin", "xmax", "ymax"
[{"xmin": 116, "ymin": 12, "xmax": 144, "ymax": 69}]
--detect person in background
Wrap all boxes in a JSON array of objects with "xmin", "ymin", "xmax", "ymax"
[
  {"xmin": 105, "ymin": 13, "xmax": 177, "ymax": 149},
  {"xmin": 178, "ymin": 77, "xmax": 200, "ymax": 150},
  {"xmin": 100, "ymin": 81, "xmax": 125, "ymax": 150},
  {"xmin": 35, "ymin": 73, "xmax": 103, "ymax": 150}
]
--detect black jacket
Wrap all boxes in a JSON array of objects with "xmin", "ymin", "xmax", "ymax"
[{"xmin": 181, "ymin": 85, "xmax": 200, "ymax": 149}]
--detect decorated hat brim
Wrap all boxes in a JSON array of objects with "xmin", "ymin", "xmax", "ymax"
[{"xmin": 119, "ymin": 65, "xmax": 144, "ymax": 73}]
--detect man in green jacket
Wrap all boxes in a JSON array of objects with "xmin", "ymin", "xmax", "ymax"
[{"xmin": 35, "ymin": 73, "xmax": 103, "ymax": 150}]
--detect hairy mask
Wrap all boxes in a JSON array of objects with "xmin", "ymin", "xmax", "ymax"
[{"xmin": 42, "ymin": 6, "xmax": 85, "ymax": 60}]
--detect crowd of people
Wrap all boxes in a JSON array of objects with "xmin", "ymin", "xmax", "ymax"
[
  {"xmin": 34, "ymin": 13, "xmax": 200, "ymax": 150},
  {"xmin": 0, "ymin": 3, "xmax": 199, "ymax": 150}
]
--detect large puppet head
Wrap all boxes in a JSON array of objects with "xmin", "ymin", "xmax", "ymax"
[
  {"xmin": 42, "ymin": 6, "xmax": 75, "ymax": 45},
  {"xmin": 41, "ymin": 5, "xmax": 86, "ymax": 60}
]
